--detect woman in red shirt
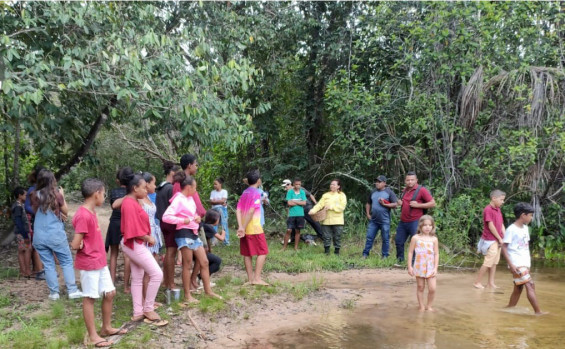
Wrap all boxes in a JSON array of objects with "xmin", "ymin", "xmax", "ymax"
[{"xmin": 120, "ymin": 171, "xmax": 166, "ymax": 326}]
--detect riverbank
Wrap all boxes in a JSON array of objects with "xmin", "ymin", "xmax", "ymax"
[{"xmin": 0, "ymin": 201, "xmax": 561, "ymax": 348}]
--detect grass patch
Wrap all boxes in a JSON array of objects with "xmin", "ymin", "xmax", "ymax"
[
  {"xmin": 216, "ymin": 228, "xmax": 399, "ymax": 274},
  {"xmin": 197, "ymin": 295, "xmax": 227, "ymax": 313},
  {"xmin": 216, "ymin": 225, "xmax": 472, "ymax": 274},
  {"xmin": 0, "ymin": 267, "xmax": 19, "ymax": 280},
  {"xmin": 0, "ymin": 293, "xmax": 12, "ymax": 308},
  {"xmin": 340, "ymin": 298, "xmax": 356, "ymax": 310}
]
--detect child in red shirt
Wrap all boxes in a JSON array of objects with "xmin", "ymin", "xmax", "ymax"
[
  {"xmin": 71, "ymin": 179, "xmax": 127, "ymax": 347},
  {"xmin": 120, "ymin": 172, "xmax": 167, "ymax": 326},
  {"xmin": 473, "ymin": 189, "xmax": 506, "ymax": 289}
]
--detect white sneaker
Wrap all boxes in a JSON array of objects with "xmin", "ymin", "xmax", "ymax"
[
  {"xmin": 48, "ymin": 293, "xmax": 60, "ymax": 301},
  {"xmin": 68, "ymin": 291, "xmax": 83, "ymax": 299}
]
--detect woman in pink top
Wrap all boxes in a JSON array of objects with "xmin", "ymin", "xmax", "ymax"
[
  {"xmin": 162, "ymin": 172, "xmax": 222, "ymax": 303},
  {"xmin": 120, "ymin": 171, "xmax": 166, "ymax": 326}
]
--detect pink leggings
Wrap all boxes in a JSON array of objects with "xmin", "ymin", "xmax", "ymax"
[{"xmin": 121, "ymin": 241, "xmax": 163, "ymax": 316}]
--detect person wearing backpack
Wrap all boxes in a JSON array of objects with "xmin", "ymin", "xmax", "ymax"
[{"xmin": 395, "ymin": 172, "xmax": 435, "ymax": 264}]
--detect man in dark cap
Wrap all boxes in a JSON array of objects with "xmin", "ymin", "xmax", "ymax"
[{"xmin": 362, "ymin": 175, "xmax": 398, "ymax": 259}]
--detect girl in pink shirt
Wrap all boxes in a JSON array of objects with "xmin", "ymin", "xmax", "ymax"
[{"xmin": 162, "ymin": 172, "xmax": 222, "ymax": 304}]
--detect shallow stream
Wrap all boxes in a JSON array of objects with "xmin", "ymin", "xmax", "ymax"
[{"xmin": 269, "ymin": 263, "xmax": 565, "ymax": 348}]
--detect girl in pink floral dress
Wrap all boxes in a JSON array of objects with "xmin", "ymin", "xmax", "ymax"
[{"xmin": 407, "ymin": 215, "xmax": 439, "ymax": 312}]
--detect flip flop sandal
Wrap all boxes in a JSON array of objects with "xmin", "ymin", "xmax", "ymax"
[
  {"xmin": 179, "ymin": 300, "xmax": 199, "ymax": 308},
  {"xmin": 84, "ymin": 335, "xmax": 113, "ymax": 348},
  {"xmin": 93, "ymin": 340, "xmax": 113, "ymax": 347},
  {"xmin": 143, "ymin": 318, "xmax": 168, "ymax": 327},
  {"xmin": 130, "ymin": 315, "xmax": 144, "ymax": 322},
  {"xmin": 101, "ymin": 327, "xmax": 129, "ymax": 336}
]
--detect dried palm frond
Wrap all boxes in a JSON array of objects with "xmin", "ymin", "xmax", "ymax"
[{"xmin": 459, "ymin": 66, "xmax": 483, "ymax": 129}]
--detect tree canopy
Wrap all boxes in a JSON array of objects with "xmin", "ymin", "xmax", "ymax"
[{"xmin": 1, "ymin": 1, "xmax": 564, "ymax": 256}]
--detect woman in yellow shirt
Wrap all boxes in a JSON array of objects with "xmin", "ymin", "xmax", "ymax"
[{"xmin": 309, "ymin": 179, "xmax": 347, "ymax": 255}]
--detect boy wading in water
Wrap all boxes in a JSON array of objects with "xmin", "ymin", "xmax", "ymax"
[
  {"xmin": 236, "ymin": 170, "xmax": 269, "ymax": 286},
  {"xmin": 501, "ymin": 203, "xmax": 547, "ymax": 315},
  {"xmin": 474, "ymin": 190, "xmax": 505, "ymax": 289}
]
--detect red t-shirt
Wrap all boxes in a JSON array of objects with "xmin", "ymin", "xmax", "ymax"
[
  {"xmin": 400, "ymin": 185, "xmax": 433, "ymax": 222},
  {"xmin": 482, "ymin": 204, "xmax": 504, "ymax": 241},
  {"xmin": 72, "ymin": 206, "xmax": 107, "ymax": 271},
  {"xmin": 121, "ymin": 196, "xmax": 150, "ymax": 249}
]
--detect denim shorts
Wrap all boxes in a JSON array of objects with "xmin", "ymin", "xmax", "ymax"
[{"xmin": 175, "ymin": 237, "xmax": 203, "ymax": 251}]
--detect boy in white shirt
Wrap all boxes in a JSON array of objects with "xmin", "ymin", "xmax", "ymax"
[{"xmin": 501, "ymin": 202, "xmax": 547, "ymax": 315}]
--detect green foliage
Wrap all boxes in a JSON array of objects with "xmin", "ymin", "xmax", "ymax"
[
  {"xmin": 433, "ymin": 194, "xmax": 479, "ymax": 252},
  {"xmin": 1, "ymin": 1, "xmax": 564, "ymax": 256}
]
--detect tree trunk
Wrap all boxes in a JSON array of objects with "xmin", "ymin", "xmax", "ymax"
[
  {"xmin": 12, "ymin": 118, "xmax": 20, "ymax": 187},
  {"xmin": 55, "ymin": 105, "xmax": 110, "ymax": 181},
  {"xmin": 3, "ymin": 132, "xmax": 10, "ymax": 205}
]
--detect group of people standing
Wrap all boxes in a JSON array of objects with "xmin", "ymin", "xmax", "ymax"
[
  {"xmin": 9, "ymin": 154, "xmax": 244, "ymax": 347},
  {"xmin": 10, "ymin": 161, "xmax": 546, "ymax": 348}
]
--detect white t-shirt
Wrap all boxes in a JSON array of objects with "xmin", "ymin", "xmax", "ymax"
[
  {"xmin": 210, "ymin": 189, "xmax": 228, "ymax": 208},
  {"xmin": 503, "ymin": 223, "xmax": 531, "ymax": 268}
]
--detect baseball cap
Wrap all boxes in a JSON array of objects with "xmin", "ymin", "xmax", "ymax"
[
  {"xmin": 375, "ymin": 175, "xmax": 387, "ymax": 183},
  {"xmin": 281, "ymin": 179, "xmax": 292, "ymax": 187}
]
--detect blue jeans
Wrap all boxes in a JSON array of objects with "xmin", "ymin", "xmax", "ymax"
[
  {"xmin": 33, "ymin": 239, "xmax": 79, "ymax": 295},
  {"xmin": 362, "ymin": 221, "xmax": 390, "ymax": 257},
  {"xmin": 33, "ymin": 209, "xmax": 79, "ymax": 295},
  {"xmin": 212, "ymin": 206, "xmax": 230, "ymax": 245},
  {"xmin": 395, "ymin": 220, "xmax": 419, "ymax": 262}
]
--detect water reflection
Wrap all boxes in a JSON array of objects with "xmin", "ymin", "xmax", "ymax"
[{"xmin": 270, "ymin": 263, "xmax": 564, "ymax": 348}]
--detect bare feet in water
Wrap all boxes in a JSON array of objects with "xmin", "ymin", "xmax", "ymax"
[{"xmin": 473, "ymin": 283, "xmax": 485, "ymax": 289}]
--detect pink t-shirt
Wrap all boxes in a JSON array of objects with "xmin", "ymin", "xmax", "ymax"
[
  {"xmin": 72, "ymin": 206, "xmax": 107, "ymax": 271},
  {"xmin": 236, "ymin": 187, "xmax": 263, "ymax": 235},
  {"xmin": 162, "ymin": 192, "xmax": 200, "ymax": 231},
  {"xmin": 172, "ymin": 182, "xmax": 206, "ymax": 217},
  {"xmin": 482, "ymin": 204, "xmax": 504, "ymax": 240}
]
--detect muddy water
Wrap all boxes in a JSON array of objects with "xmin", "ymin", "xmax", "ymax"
[{"xmin": 269, "ymin": 265, "xmax": 565, "ymax": 349}]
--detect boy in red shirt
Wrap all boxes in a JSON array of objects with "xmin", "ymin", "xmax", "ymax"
[
  {"xmin": 473, "ymin": 189, "xmax": 506, "ymax": 289},
  {"xmin": 71, "ymin": 179, "xmax": 127, "ymax": 347}
]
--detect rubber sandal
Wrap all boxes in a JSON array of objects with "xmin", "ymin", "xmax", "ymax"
[
  {"xmin": 93, "ymin": 340, "xmax": 113, "ymax": 348},
  {"xmin": 179, "ymin": 299, "xmax": 200, "ymax": 307},
  {"xmin": 143, "ymin": 318, "xmax": 168, "ymax": 327},
  {"xmin": 100, "ymin": 327, "xmax": 128, "ymax": 336},
  {"xmin": 130, "ymin": 315, "xmax": 144, "ymax": 322},
  {"xmin": 83, "ymin": 335, "xmax": 113, "ymax": 348}
]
